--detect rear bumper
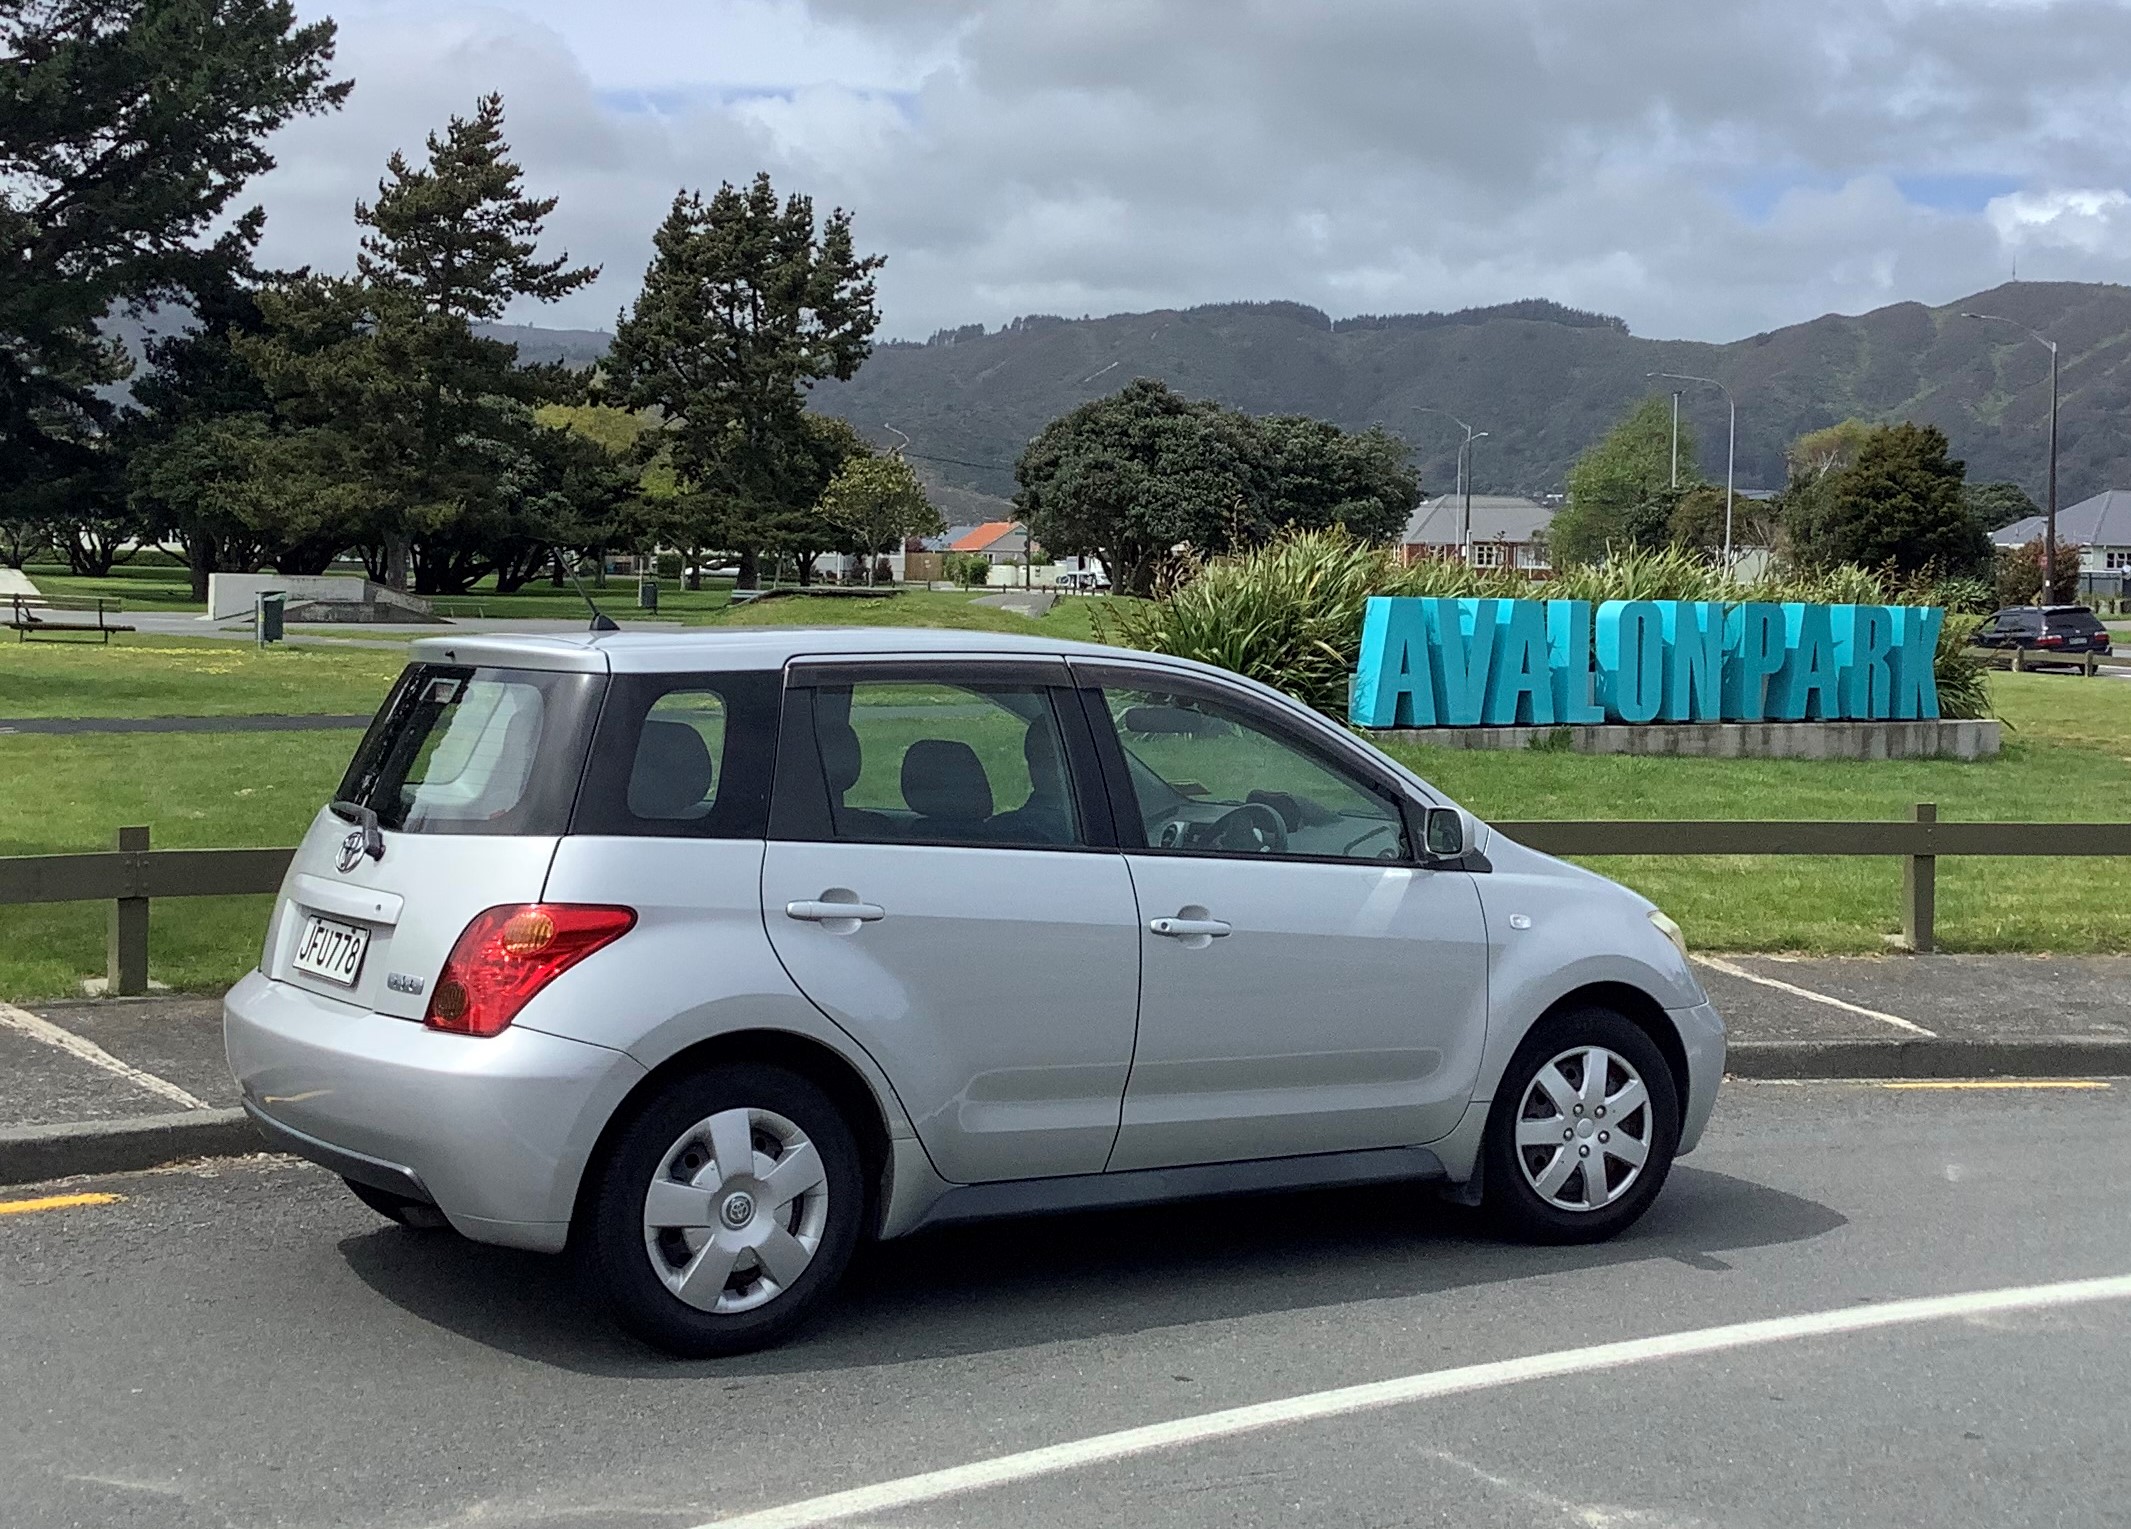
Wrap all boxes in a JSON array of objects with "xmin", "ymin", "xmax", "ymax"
[
  {"xmin": 224, "ymin": 969, "xmax": 647, "ymax": 1252},
  {"xmin": 1669, "ymin": 1000, "xmax": 1726, "ymax": 1155}
]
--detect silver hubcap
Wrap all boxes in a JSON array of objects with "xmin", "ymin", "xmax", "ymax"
[
  {"xmin": 643, "ymin": 1107, "xmax": 829, "ymax": 1314},
  {"xmin": 1514, "ymin": 1045, "xmax": 1653, "ymax": 1212}
]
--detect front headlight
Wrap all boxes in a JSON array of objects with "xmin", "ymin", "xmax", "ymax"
[{"xmin": 1648, "ymin": 908, "xmax": 1689, "ymax": 962}]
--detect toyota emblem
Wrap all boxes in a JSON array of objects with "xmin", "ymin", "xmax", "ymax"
[{"xmin": 336, "ymin": 829, "xmax": 367, "ymax": 874}]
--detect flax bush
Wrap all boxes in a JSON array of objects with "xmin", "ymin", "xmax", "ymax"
[{"xmin": 1101, "ymin": 529, "xmax": 1991, "ymax": 720}]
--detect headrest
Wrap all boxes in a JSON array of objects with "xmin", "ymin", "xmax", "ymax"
[
  {"xmin": 901, "ymin": 739, "xmax": 993, "ymax": 822},
  {"xmin": 820, "ymin": 719, "xmax": 864, "ymax": 795},
  {"xmin": 629, "ymin": 719, "xmax": 713, "ymax": 819},
  {"xmin": 1023, "ymin": 719, "xmax": 1066, "ymax": 797}
]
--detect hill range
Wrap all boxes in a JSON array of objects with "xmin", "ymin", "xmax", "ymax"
[{"xmin": 488, "ymin": 280, "xmax": 2131, "ymax": 512}]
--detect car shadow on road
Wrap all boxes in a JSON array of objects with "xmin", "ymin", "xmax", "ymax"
[{"xmin": 337, "ymin": 1163, "xmax": 1844, "ymax": 1378}]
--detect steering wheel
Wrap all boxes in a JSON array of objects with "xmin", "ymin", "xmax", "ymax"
[{"xmin": 1205, "ymin": 800, "xmax": 1289, "ymax": 855}]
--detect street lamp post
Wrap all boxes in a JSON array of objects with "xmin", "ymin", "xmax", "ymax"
[
  {"xmin": 1417, "ymin": 408, "xmax": 1487, "ymax": 561},
  {"xmin": 1961, "ymin": 312, "xmax": 2061, "ymax": 600},
  {"xmin": 1649, "ymin": 372, "xmax": 1735, "ymax": 565},
  {"xmin": 1669, "ymin": 390, "xmax": 1682, "ymax": 489}
]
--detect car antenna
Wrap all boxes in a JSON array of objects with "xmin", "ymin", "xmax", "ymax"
[{"xmin": 561, "ymin": 551, "xmax": 621, "ymax": 632}]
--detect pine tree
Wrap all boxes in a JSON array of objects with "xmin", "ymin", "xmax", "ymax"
[
  {"xmin": 606, "ymin": 174, "xmax": 882, "ymax": 588},
  {"xmin": 346, "ymin": 95, "xmax": 600, "ymax": 588}
]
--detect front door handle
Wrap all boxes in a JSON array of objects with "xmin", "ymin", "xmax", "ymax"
[
  {"xmin": 786, "ymin": 899, "xmax": 886, "ymax": 923},
  {"xmin": 1149, "ymin": 916, "xmax": 1231, "ymax": 938}
]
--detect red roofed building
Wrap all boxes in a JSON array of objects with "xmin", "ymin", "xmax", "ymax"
[{"xmin": 948, "ymin": 520, "xmax": 1038, "ymax": 565}]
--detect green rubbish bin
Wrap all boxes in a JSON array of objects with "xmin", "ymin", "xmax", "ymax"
[
  {"xmin": 257, "ymin": 591, "xmax": 285, "ymax": 645},
  {"xmin": 637, "ymin": 576, "xmax": 659, "ymax": 612}
]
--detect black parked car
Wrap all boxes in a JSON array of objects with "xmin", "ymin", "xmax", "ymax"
[{"xmin": 1974, "ymin": 605, "xmax": 2113, "ymax": 655}]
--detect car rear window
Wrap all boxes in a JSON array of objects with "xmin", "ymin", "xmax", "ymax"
[
  {"xmin": 336, "ymin": 664, "xmax": 602, "ymax": 836},
  {"xmin": 2046, "ymin": 610, "xmax": 2104, "ymax": 634}
]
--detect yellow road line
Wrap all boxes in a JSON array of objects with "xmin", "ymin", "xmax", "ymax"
[
  {"xmin": 1878, "ymin": 1080, "xmax": 2113, "ymax": 1091},
  {"xmin": 0, "ymin": 1191, "xmax": 124, "ymax": 1216}
]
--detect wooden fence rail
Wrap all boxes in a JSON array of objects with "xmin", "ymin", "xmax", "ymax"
[{"xmin": 6, "ymin": 805, "xmax": 2131, "ymax": 994}]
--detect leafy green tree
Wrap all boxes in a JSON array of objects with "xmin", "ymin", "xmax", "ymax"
[
  {"xmin": 1551, "ymin": 397, "xmax": 1695, "ymax": 564},
  {"xmin": 1994, "ymin": 535, "xmax": 2082, "ymax": 606},
  {"xmin": 1252, "ymin": 416, "xmax": 1419, "ymax": 545},
  {"xmin": 819, "ymin": 451, "xmax": 944, "ymax": 585},
  {"xmin": 1788, "ymin": 422, "xmax": 1988, "ymax": 575},
  {"xmin": 1014, "ymin": 379, "xmax": 1416, "ymax": 597},
  {"xmin": 0, "ymin": 0, "xmax": 348, "ymax": 546},
  {"xmin": 605, "ymin": 174, "xmax": 884, "ymax": 589},
  {"xmin": 1965, "ymin": 479, "xmax": 2041, "ymax": 531}
]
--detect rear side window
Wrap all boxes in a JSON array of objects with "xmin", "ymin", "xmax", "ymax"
[
  {"xmin": 337, "ymin": 665, "xmax": 601, "ymax": 836},
  {"xmin": 571, "ymin": 671, "xmax": 781, "ymax": 838}
]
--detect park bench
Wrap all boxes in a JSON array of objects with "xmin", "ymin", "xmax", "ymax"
[
  {"xmin": 1964, "ymin": 644, "xmax": 2106, "ymax": 676},
  {"xmin": 7, "ymin": 594, "xmax": 134, "ymax": 644}
]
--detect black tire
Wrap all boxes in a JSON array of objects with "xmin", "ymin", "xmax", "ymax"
[
  {"xmin": 583, "ymin": 1064, "xmax": 864, "ymax": 1358},
  {"xmin": 343, "ymin": 1177, "xmax": 450, "ymax": 1230},
  {"xmin": 1483, "ymin": 1007, "xmax": 1680, "ymax": 1245}
]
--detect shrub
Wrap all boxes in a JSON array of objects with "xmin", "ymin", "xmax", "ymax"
[{"xmin": 944, "ymin": 553, "xmax": 992, "ymax": 589}]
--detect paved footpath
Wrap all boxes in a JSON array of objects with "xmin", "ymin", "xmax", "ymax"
[
  {"xmin": 2, "ymin": 1080, "xmax": 2129, "ymax": 1528},
  {"xmin": 3, "ymin": 954, "xmax": 2128, "ymax": 1185}
]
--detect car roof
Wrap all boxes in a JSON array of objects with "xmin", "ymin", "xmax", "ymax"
[{"xmin": 406, "ymin": 625, "xmax": 1188, "ymax": 676}]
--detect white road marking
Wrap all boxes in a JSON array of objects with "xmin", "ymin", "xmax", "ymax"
[
  {"xmin": 1693, "ymin": 955, "xmax": 1936, "ymax": 1037},
  {"xmin": 697, "ymin": 1272, "xmax": 2131, "ymax": 1529},
  {"xmin": 0, "ymin": 1001, "xmax": 210, "ymax": 1111}
]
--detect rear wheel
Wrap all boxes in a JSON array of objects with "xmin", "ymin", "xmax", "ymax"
[
  {"xmin": 584, "ymin": 1064, "xmax": 863, "ymax": 1357},
  {"xmin": 1482, "ymin": 1008, "xmax": 1679, "ymax": 1244}
]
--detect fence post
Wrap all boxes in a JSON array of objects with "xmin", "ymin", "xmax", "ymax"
[
  {"xmin": 1902, "ymin": 803, "xmax": 1936, "ymax": 954},
  {"xmin": 107, "ymin": 824, "xmax": 150, "ymax": 996}
]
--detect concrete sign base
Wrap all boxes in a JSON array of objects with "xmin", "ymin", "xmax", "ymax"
[{"xmin": 1374, "ymin": 718, "xmax": 2000, "ymax": 760}]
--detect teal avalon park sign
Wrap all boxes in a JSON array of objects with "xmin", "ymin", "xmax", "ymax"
[{"xmin": 1350, "ymin": 597, "xmax": 1944, "ymax": 729}]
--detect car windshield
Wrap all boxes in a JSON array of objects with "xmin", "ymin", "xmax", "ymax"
[
  {"xmin": 336, "ymin": 663, "xmax": 602, "ymax": 835},
  {"xmin": 2046, "ymin": 610, "xmax": 2104, "ymax": 634}
]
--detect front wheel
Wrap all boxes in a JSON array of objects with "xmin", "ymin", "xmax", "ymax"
[
  {"xmin": 1482, "ymin": 1008, "xmax": 1680, "ymax": 1244},
  {"xmin": 583, "ymin": 1064, "xmax": 864, "ymax": 1357}
]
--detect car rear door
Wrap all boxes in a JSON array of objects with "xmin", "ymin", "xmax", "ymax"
[
  {"xmin": 1074, "ymin": 662, "xmax": 1491, "ymax": 1173},
  {"xmin": 758, "ymin": 657, "xmax": 1142, "ymax": 1184}
]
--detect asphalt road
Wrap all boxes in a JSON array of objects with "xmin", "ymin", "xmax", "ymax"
[{"xmin": 3, "ymin": 1079, "xmax": 2129, "ymax": 1529}]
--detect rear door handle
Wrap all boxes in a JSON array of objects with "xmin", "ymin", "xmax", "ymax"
[
  {"xmin": 786, "ymin": 900, "xmax": 886, "ymax": 923},
  {"xmin": 1149, "ymin": 916, "xmax": 1232, "ymax": 938}
]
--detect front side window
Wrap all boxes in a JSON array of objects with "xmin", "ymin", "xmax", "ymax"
[
  {"xmin": 337, "ymin": 664, "xmax": 601, "ymax": 835},
  {"xmin": 1097, "ymin": 683, "xmax": 1409, "ymax": 862},
  {"xmin": 811, "ymin": 680, "xmax": 1083, "ymax": 848}
]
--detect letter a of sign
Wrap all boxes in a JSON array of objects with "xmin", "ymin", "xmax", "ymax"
[
  {"xmin": 1429, "ymin": 599, "xmax": 1498, "ymax": 727},
  {"xmin": 1351, "ymin": 598, "xmax": 1436, "ymax": 727}
]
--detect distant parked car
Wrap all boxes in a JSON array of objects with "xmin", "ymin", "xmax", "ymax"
[
  {"xmin": 1975, "ymin": 605, "xmax": 2112, "ymax": 656},
  {"xmin": 1055, "ymin": 570, "xmax": 1110, "ymax": 592}
]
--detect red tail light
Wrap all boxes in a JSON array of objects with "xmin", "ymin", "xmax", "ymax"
[
  {"xmin": 424, "ymin": 904, "xmax": 636, "ymax": 1037},
  {"xmin": 2038, "ymin": 634, "xmax": 2065, "ymax": 647}
]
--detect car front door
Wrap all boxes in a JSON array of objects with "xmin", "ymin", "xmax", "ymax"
[
  {"xmin": 1076, "ymin": 664, "xmax": 1492, "ymax": 1173},
  {"xmin": 759, "ymin": 658, "xmax": 1141, "ymax": 1184}
]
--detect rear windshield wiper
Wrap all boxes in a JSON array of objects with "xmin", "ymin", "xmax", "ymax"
[{"xmin": 328, "ymin": 799, "xmax": 386, "ymax": 861}]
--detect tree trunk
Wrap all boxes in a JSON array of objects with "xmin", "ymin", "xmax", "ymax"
[
  {"xmin": 797, "ymin": 553, "xmax": 817, "ymax": 587},
  {"xmin": 550, "ymin": 552, "xmax": 566, "ymax": 588},
  {"xmin": 735, "ymin": 548, "xmax": 759, "ymax": 590},
  {"xmin": 683, "ymin": 544, "xmax": 702, "ymax": 592},
  {"xmin": 384, "ymin": 533, "xmax": 410, "ymax": 591}
]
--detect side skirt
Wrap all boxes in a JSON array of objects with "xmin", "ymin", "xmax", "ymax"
[{"xmin": 899, "ymin": 1144, "xmax": 1446, "ymax": 1237}]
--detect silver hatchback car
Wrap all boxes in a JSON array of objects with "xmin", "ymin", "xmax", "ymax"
[{"xmin": 226, "ymin": 628, "xmax": 1724, "ymax": 1354}]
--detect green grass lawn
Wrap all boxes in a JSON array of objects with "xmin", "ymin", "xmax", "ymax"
[
  {"xmin": 0, "ymin": 635, "xmax": 407, "ymax": 718},
  {"xmin": 3, "ymin": 627, "xmax": 2129, "ymax": 1000}
]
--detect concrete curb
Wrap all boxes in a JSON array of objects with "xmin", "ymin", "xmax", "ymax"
[
  {"xmin": 1728, "ymin": 1037, "xmax": 2131, "ymax": 1080},
  {"xmin": 0, "ymin": 1108, "xmax": 258, "ymax": 1187}
]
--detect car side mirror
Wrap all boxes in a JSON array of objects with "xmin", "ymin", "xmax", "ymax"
[{"xmin": 1421, "ymin": 806, "xmax": 1467, "ymax": 861}]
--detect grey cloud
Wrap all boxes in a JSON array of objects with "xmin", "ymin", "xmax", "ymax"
[{"xmin": 247, "ymin": 0, "xmax": 2131, "ymax": 342}]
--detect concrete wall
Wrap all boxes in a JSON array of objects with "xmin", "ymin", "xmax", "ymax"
[
  {"xmin": 1372, "ymin": 718, "xmax": 2001, "ymax": 760},
  {"xmin": 206, "ymin": 573, "xmax": 367, "ymax": 620}
]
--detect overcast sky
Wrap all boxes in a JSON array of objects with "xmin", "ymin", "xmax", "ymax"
[{"xmin": 251, "ymin": 0, "xmax": 2131, "ymax": 342}]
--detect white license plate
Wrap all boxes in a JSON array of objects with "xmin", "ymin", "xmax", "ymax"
[{"xmin": 293, "ymin": 914, "xmax": 370, "ymax": 988}]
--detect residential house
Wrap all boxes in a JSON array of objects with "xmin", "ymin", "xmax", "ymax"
[
  {"xmin": 1993, "ymin": 489, "xmax": 2131, "ymax": 596},
  {"xmin": 1399, "ymin": 495, "xmax": 1555, "ymax": 573}
]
